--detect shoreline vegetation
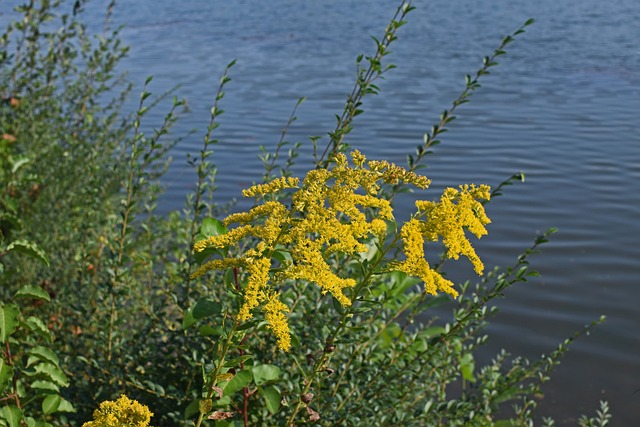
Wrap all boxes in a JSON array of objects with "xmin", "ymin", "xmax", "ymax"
[{"xmin": 1, "ymin": 1, "xmax": 610, "ymax": 426}]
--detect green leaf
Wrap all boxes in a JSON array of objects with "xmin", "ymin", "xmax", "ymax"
[
  {"xmin": 10, "ymin": 157, "xmax": 29, "ymax": 174},
  {"xmin": 58, "ymin": 397, "xmax": 76, "ymax": 412},
  {"xmin": 198, "ymin": 325, "xmax": 223, "ymax": 337},
  {"xmin": 24, "ymin": 316, "xmax": 51, "ymax": 341},
  {"xmin": 42, "ymin": 394, "xmax": 61, "ymax": 415},
  {"xmin": 358, "ymin": 239, "xmax": 379, "ymax": 262},
  {"xmin": 193, "ymin": 246, "xmax": 223, "ymax": 265},
  {"xmin": 200, "ymin": 218, "xmax": 227, "ymax": 237},
  {"xmin": 181, "ymin": 308, "xmax": 196, "ymax": 330},
  {"xmin": 259, "ymin": 386, "xmax": 281, "ymax": 414},
  {"xmin": 0, "ymin": 405, "xmax": 22, "ymax": 427},
  {"xmin": 221, "ymin": 369, "xmax": 252, "ymax": 396},
  {"xmin": 420, "ymin": 326, "xmax": 446, "ymax": 339},
  {"xmin": 251, "ymin": 364, "xmax": 280, "ymax": 386},
  {"xmin": 6, "ymin": 240, "xmax": 49, "ymax": 266},
  {"xmin": 224, "ymin": 355, "xmax": 252, "ymax": 368},
  {"xmin": 184, "ymin": 399, "xmax": 200, "ymax": 420},
  {"xmin": 33, "ymin": 363, "xmax": 69, "ymax": 387},
  {"xmin": 459, "ymin": 353, "xmax": 476, "ymax": 382},
  {"xmin": 0, "ymin": 358, "xmax": 14, "ymax": 392},
  {"xmin": 271, "ymin": 249, "xmax": 292, "ymax": 265},
  {"xmin": 28, "ymin": 346, "xmax": 59, "ymax": 366},
  {"xmin": 236, "ymin": 319, "xmax": 260, "ymax": 331},
  {"xmin": 388, "ymin": 271, "xmax": 421, "ymax": 297},
  {"xmin": 378, "ymin": 323, "xmax": 401, "ymax": 348},
  {"xmin": 56, "ymin": 398, "xmax": 75, "ymax": 413},
  {"xmin": 331, "ymin": 296, "xmax": 344, "ymax": 315},
  {"xmin": 29, "ymin": 380, "xmax": 59, "ymax": 392},
  {"xmin": 0, "ymin": 304, "xmax": 20, "ymax": 343},
  {"xmin": 192, "ymin": 299, "xmax": 222, "ymax": 320},
  {"xmin": 15, "ymin": 285, "xmax": 50, "ymax": 302}
]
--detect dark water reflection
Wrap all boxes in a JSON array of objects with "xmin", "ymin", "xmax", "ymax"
[{"xmin": 14, "ymin": 0, "xmax": 640, "ymax": 423}]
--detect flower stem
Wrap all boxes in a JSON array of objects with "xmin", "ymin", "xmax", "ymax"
[{"xmin": 194, "ymin": 319, "xmax": 239, "ymax": 427}]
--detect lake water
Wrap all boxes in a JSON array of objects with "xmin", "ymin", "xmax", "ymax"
[{"xmin": 38, "ymin": 0, "xmax": 640, "ymax": 423}]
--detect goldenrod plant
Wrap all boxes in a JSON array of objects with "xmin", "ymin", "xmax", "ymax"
[
  {"xmin": 187, "ymin": 149, "xmax": 492, "ymax": 425},
  {"xmin": 0, "ymin": 0, "xmax": 611, "ymax": 426},
  {"xmin": 191, "ymin": 151, "xmax": 489, "ymax": 349}
]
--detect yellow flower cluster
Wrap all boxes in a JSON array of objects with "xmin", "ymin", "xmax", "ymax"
[
  {"xmin": 82, "ymin": 395, "xmax": 153, "ymax": 427},
  {"xmin": 192, "ymin": 150, "xmax": 491, "ymax": 350},
  {"xmin": 242, "ymin": 176, "xmax": 300, "ymax": 198},
  {"xmin": 393, "ymin": 184, "xmax": 491, "ymax": 298}
]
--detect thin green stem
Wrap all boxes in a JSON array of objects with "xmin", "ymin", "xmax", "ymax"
[
  {"xmin": 391, "ymin": 18, "xmax": 535, "ymax": 200},
  {"xmin": 316, "ymin": 0, "xmax": 413, "ymax": 168},
  {"xmin": 263, "ymin": 97, "xmax": 305, "ymax": 182},
  {"xmin": 106, "ymin": 81, "xmax": 147, "ymax": 363},
  {"xmin": 194, "ymin": 320, "xmax": 240, "ymax": 427},
  {"xmin": 184, "ymin": 60, "xmax": 235, "ymax": 305}
]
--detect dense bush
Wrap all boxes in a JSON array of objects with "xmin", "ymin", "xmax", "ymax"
[{"xmin": 1, "ymin": 1, "xmax": 610, "ymax": 426}]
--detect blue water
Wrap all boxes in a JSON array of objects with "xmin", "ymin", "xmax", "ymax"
[{"xmin": 11, "ymin": 0, "xmax": 640, "ymax": 423}]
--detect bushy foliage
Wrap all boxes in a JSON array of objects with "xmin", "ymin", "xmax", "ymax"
[{"xmin": 0, "ymin": 1, "xmax": 609, "ymax": 426}]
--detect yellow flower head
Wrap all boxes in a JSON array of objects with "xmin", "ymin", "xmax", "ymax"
[
  {"xmin": 82, "ymin": 395, "xmax": 153, "ymax": 427},
  {"xmin": 191, "ymin": 151, "xmax": 490, "ymax": 347}
]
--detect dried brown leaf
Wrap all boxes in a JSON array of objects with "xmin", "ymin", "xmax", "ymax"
[{"xmin": 208, "ymin": 411, "xmax": 236, "ymax": 420}]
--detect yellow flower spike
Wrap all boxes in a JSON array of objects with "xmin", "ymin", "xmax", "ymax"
[
  {"xmin": 190, "ymin": 258, "xmax": 244, "ymax": 280},
  {"xmin": 367, "ymin": 159, "xmax": 431, "ymax": 189},
  {"xmin": 393, "ymin": 219, "xmax": 459, "ymax": 297},
  {"xmin": 400, "ymin": 184, "xmax": 491, "ymax": 296},
  {"xmin": 194, "ymin": 225, "xmax": 255, "ymax": 252},
  {"xmin": 82, "ymin": 395, "xmax": 153, "ymax": 427},
  {"xmin": 285, "ymin": 240, "xmax": 355, "ymax": 306},
  {"xmin": 263, "ymin": 292, "xmax": 292, "ymax": 352},
  {"xmin": 259, "ymin": 202, "xmax": 289, "ymax": 244},
  {"xmin": 237, "ymin": 257, "xmax": 271, "ymax": 321},
  {"xmin": 242, "ymin": 176, "xmax": 299, "ymax": 198}
]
